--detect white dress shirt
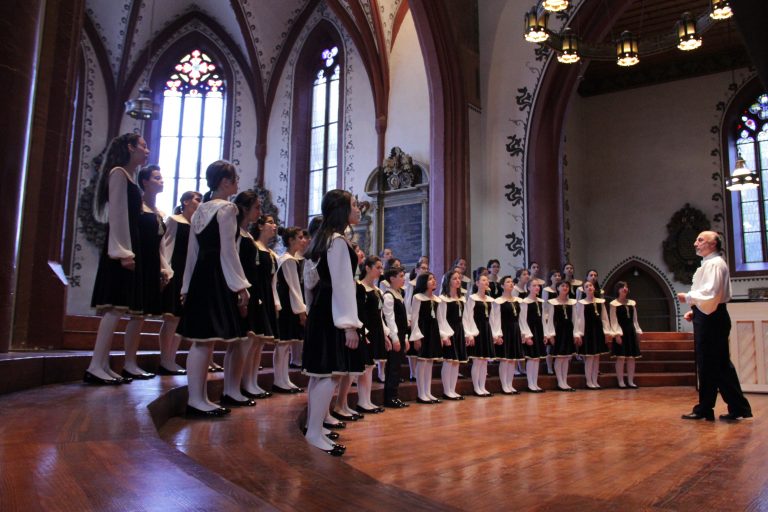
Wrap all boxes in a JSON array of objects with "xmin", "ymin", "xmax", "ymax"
[{"xmin": 686, "ymin": 252, "xmax": 732, "ymax": 315}]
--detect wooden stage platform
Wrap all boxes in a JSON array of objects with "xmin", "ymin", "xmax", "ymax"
[{"xmin": 0, "ymin": 351, "xmax": 765, "ymax": 511}]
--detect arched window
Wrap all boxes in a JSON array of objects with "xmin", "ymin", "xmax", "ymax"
[
  {"xmin": 308, "ymin": 47, "xmax": 341, "ymax": 218},
  {"xmin": 155, "ymin": 49, "xmax": 226, "ymax": 215},
  {"xmin": 726, "ymin": 87, "xmax": 768, "ymax": 274},
  {"xmin": 289, "ymin": 22, "xmax": 344, "ymax": 228}
]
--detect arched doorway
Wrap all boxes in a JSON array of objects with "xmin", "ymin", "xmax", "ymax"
[{"xmin": 604, "ymin": 260, "xmax": 676, "ymax": 332}]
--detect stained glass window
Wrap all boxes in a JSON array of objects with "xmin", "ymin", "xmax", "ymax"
[
  {"xmin": 156, "ymin": 49, "xmax": 225, "ymax": 215},
  {"xmin": 308, "ymin": 46, "xmax": 341, "ymax": 218},
  {"xmin": 732, "ymin": 93, "xmax": 768, "ymax": 266}
]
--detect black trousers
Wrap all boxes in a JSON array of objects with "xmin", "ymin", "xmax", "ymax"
[
  {"xmin": 384, "ymin": 344, "xmax": 404, "ymax": 402},
  {"xmin": 693, "ymin": 304, "xmax": 751, "ymax": 416}
]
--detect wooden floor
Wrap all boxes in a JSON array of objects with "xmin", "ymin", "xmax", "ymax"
[{"xmin": 1, "ymin": 367, "xmax": 765, "ymax": 511}]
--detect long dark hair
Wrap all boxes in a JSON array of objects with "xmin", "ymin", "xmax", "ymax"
[
  {"xmin": 306, "ymin": 189, "xmax": 353, "ymax": 261},
  {"xmin": 359, "ymin": 255, "xmax": 381, "ymax": 280},
  {"xmin": 202, "ymin": 160, "xmax": 237, "ymax": 202},
  {"xmin": 137, "ymin": 164, "xmax": 160, "ymax": 191},
  {"xmin": 94, "ymin": 133, "xmax": 142, "ymax": 218},
  {"xmin": 250, "ymin": 214, "xmax": 275, "ymax": 240},
  {"xmin": 413, "ymin": 272, "xmax": 434, "ymax": 295},
  {"xmin": 233, "ymin": 190, "xmax": 260, "ymax": 226},
  {"xmin": 439, "ymin": 270, "xmax": 461, "ymax": 296},
  {"xmin": 278, "ymin": 226, "xmax": 302, "ymax": 248},
  {"xmin": 584, "ymin": 269, "xmax": 602, "ymax": 297},
  {"xmin": 174, "ymin": 190, "xmax": 202, "ymax": 215}
]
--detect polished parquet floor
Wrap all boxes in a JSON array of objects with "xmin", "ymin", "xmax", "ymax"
[{"xmin": 1, "ymin": 372, "xmax": 765, "ymax": 511}]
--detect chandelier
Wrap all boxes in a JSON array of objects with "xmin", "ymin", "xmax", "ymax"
[{"xmin": 524, "ymin": 0, "xmax": 733, "ymax": 67}]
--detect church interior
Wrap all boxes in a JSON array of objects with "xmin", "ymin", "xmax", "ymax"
[{"xmin": 2, "ymin": 0, "xmax": 768, "ymax": 510}]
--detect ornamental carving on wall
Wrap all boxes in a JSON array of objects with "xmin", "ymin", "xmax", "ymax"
[
  {"xmin": 662, "ymin": 203, "xmax": 711, "ymax": 284},
  {"xmin": 380, "ymin": 147, "xmax": 421, "ymax": 190}
]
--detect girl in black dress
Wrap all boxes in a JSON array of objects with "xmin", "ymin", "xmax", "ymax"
[
  {"xmin": 178, "ymin": 160, "xmax": 251, "ymax": 417},
  {"xmin": 529, "ymin": 261, "xmax": 546, "ymax": 287},
  {"xmin": 491, "ymin": 276, "xmax": 525, "ymax": 394},
  {"xmin": 275, "ymin": 226, "xmax": 306, "ymax": 393},
  {"xmin": 450, "ymin": 257, "xmax": 472, "ymax": 298},
  {"xmin": 409, "ymin": 272, "xmax": 448, "ymax": 404},
  {"xmin": 574, "ymin": 280, "xmax": 612, "ymax": 389},
  {"xmin": 464, "ymin": 272, "xmax": 500, "ymax": 397},
  {"xmin": 158, "ymin": 191, "xmax": 201, "ymax": 375},
  {"xmin": 545, "ymin": 281, "xmax": 580, "ymax": 391},
  {"xmin": 356, "ymin": 256, "xmax": 388, "ymax": 413},
  {"xmin": 123, "ymin": 165, "xmax": 172, "ymax": 380},
  {"xmin": 437, "ymin": 270, "xmax": 467, "ymax": 400},
  {"xmin": 609, "ymin": 281, "xmax": 643, "ymax": 388},
  {"xmin": 302, "ymin": 190, "xmax": 362, "ymax": 456},
  {"xmin": 576, "ymin": 269, "xmax": 605, "ymax": 300},
  {"xmin": 487, "ymin": 259, "xmax": 502, "ymax": 298},
  {"xmin": 512, "ymin": 268, "xmax": 530, "ymax": 298},
  {"xmin": 87, "ymin": 133, "xmax": 150, "ymax": 384},
  {"xmin": 404, "ymin": 258, "xmax": 430, "ymax": 382},
  {"xmin": 562, "ymin": 263, "xmax": 582, "ymax": 299},
  {"xmin": 542, "ymin": 269, "xmax": 561, "ymax": 375},
  {"xmin": 382, "ymin": 266, "xmax": 410, "ymax": 407},
  {"xmin": 520, "ymin": 281, "xmax": 546, "ymax": 392},
  {"xmin": 233, "ymin": 192, "xmax": 272, "ymax": 400}
]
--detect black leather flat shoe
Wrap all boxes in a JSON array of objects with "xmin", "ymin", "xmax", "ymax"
[
  {"xmin": 416, "ymin": 398, "xmax": 434, "ymax": 404},
  {"xmin": 681, "ymin": 411, "xmax": 715, "ymax": 421},
  {"xmin": 430, "ymin": 398, "xmax": 442, "ymax": 404},
  {"xmin": 355, "ymin": 405, "xmax": 382, "ymax": 414},
  {"xmin": 290, "ymin": 387, "xmax": 305, "ymax": 393},
  {"xmin": 330, "ymin": 411, "xmax": 355, "ymax": 421},
  {"xmin": 324, "ymin": 445, "xmax": 345, "ymax": 456},
  {"xmin": 396, "ymin": 399, "xmax": 410, "ymax": 407},
  {"xmin": 557, "ymin": 386, "xmax": 576, "ymax": 392},
  {"xmin": 719, "ymin": 412, "xmax": 753, "ymax": 422},
  {"xmin": 528, "ymin": 388, "xmax": 545, "ymax": 393},
  {"xmin": 384, "ymin": 400, "xmax": 404, "ymax": 408},
  {"xmin": 326, "ymin": 432, "xmax": 340, "ymax": 440},
  {"xmin": 83, "ymin": 371, "xmax": 121, "ymax": 385},
  {"xmin": 121, "ymin": 369, "xmax": 156, "ymax": 380},
  {"xmin": 323, "ymin": 421, "xmax": 346, "ymax": 429},
  {"xmin": 220, "ymin": 395, "xmax": 257, "ymax": 407},
  {"xmin": 157, "ymin": 366, "xmax": 187, "ymax": 376},
  {"xmin": 185, "ymin": 405, "xmax": 230, "ymax": 418},
  {"xmin": 272, "ymin": 385, "xmax": 302, "ymax": 394},
  {"xmin": 627, "ymin": 384, "xmax": 639, "ymax": 389},
  {"xmin": 472, "ymin": 391, "xmax": 493, "ymax": 398}
]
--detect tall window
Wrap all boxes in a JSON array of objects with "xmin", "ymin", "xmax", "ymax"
[
  {"xmin": 308, "ymin": 46, "xmax": 341, "ymax": 218},
  {"xmin": 156, "ymin": 49, "xmax": 225, "ymax": 215},
  {"xmin": 731, "ymin": 92, "xmax": 768, "ymax": 269}
]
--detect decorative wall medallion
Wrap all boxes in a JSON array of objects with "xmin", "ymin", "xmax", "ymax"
[
  {"xmin": 662, "ymin": 203, "xmax": 711, "ymax": 284},
  {"xmin": 380, "ymin": 147, "xmax": 421, "ymax": 190}
]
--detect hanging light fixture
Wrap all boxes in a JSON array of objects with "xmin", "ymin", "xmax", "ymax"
[
  {"xmin": 726, "ymin": 157, "xmax": 761, "ymax": 191},
  {"xmin": 676, "ymin": 12, "xmax": 702, "ymax": 51},
  {"xmin": 710, "ymin": 0, "xmax": 733, "ymax": 20},
  {"xmin": 125, "ymin": 86, "xmax": 156, "ymax": 120},
  {"xmin": 125, "ymin": 0, "xmax": 157, "ymax": 120},
  {"xmin": 542, "ymin": 0, "xmax": 569, "ymax": 12},
  {"xmin": 524, "ymin": 7, "xmax": 550, "ymax": 43},
  {"xmin": 616, "ymin": 31, "xmax": 639, "ymax": 67},
  {"xmin": 557, "ymin": 28, "xmax": 580, "ymax": 64}
]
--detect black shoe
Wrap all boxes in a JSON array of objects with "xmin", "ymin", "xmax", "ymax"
[
  {"xmin": 324, "ymin": 421, "xmax": 346, "ymax": 429},
  {"xmin": 557, "ymin": 386, "xmax": 576, "ymax": 392},
  {"xmin": 416, "ymin": 398, "xmax": 434, "ymax": 404},
  {"xmin": 528, "ymin": 388, "xmax": 545, "ymax": 393},
  {"xmin": 384, "ymin": 400, "xmax": 406, "ymax": 408},
  {"xmin": 396, "ymin": 398, "xmax": 410, "ymax": 407},
  {"xmin": 220, "ymin": 395, "xmax": 257, "ymax": 407},
  {"xmin": 681, "ymin": 411, "xmax": 715, "ymax": 421},
  {"xmin": 441, "ymin": 394, "xmax": 462, "ymax": 401},
  {"xmin": 355, "ymin": 405, "xmax": 383, "ymax": 414},
  {"xmin": 409, "ymin": 376, "xmax": 417, "ymax": 382},
  {"xmin": 121, "ymin": 369, "xmax": 156, "ymax": 380},
  {"xmin": 326, "ymin": 431, "xmax": 340, "ymax": 440},
  {"xmin": 83, "ymin": 371, "xmax": 122, "ymax": 385},
  {"xmin": 272, "ymin": 385, "xmax": 301, "ymax": 394},
  {"xmin": 324, "ymin": 444, "xmax": 345, "ymax": 456},
  {"xmin": 156, "ymin": 366, "xmax": 187, "ymax": 376},
  {"xmin": 472, "ymin": 391, "xmax": 493, "ymax": 397},
  {"xmin": 330, "ymin": 411, "xmax": 356, "ymax": 422},
  {"xmin": 185, "ymin": 405, "xmax": 230, "ymax": 418},
  {"xmin": 627, "ymin": 383, "xmax": 639, "ymax": 389},
  {"xmin": 719, "ymin": 412, "xmax": 753, "ymax": 422},
  {"xmin": 241, "ymin": 388, "xmax": 272, "ymax": 399}
]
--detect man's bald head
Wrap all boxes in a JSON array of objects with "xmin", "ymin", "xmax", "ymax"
[{"xmin": 695, "ymin": 231, "xmax": 723, "ymax": 257}]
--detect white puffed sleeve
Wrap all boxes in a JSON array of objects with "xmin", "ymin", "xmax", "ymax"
[
  {"xmin": 303, "ymin": 259, "xmax": 319, "ymax": 313},
  {"xmin": 519, "ymin": 302, "xmax": 533, "ymax": 339},
  {"xmin": 106, "ymin": 168, "xmax": 135, "ymax": 259},
  {"xmin": 409, "ymin": 298, "xmax": 425, "ymax": 341},
  {"xmin": 609, "ymin": 304, "xmax": 621, "ymax": 337},
  {"xmin": 632, "ymin": 304, "xmax": 643, "ymax": 335},
  {"xmin": 158, "ymin": 213, "xmax": 174, "ymax": 280},
  {"xmin": 573, "ymin": 302, "xmax": 585, "ymax": 338},
  {"xmin": 160, "ymin": 216, "xmax": 177, "ymax": 267},
  {"xmin": 217, "ymin": 204, "xmax": 251, "ymax": 292},
  {"xmin": 280, "ymin": 258, "xmax": 306, "ymax": 314},
  {"xmin": 437, "ymin": 300, "xmax": 454, "ymax": 339},
  {"xmin": 463, "ymin": 296, "xmax": 479, "ymax": 337},
  {"xmin": 544, "ymin": 301, "xmax": 557, "ymax": 338},
  {"xmin": 271, "ymin": 253, "xmax": 282, "ymax": 311},
  {"xmin": 328, "ymin": 237, "xmax": 363, "ymax": 330},
  {"xmin": 600, "ymin": 303, "xmax": 612, "ymax": 336},
  {"xmin": 180, "ymin": 225, "xmax": 199, "ymax": 295},
  {"xmin": 382, "ymin": 293, "xmax": 399, "ymax": 343},
  {"xmin": 490, "ymin": 302, "xmax": 503, "ymax": 338}
]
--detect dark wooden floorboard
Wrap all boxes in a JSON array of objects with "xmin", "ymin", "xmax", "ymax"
[{"xmin": 1, "ymin": 367, "xmax": 765, "ymax": 511}]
